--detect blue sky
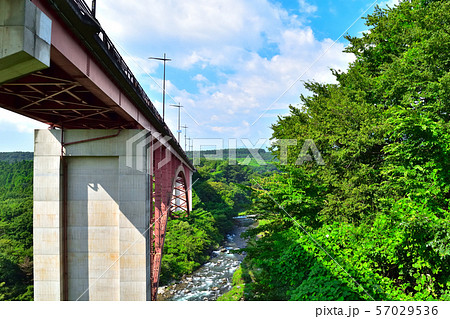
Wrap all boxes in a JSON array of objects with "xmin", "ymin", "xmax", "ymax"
[{"xmin": 0, "ymin": 0, "xmax": 398, "ymax": 151}]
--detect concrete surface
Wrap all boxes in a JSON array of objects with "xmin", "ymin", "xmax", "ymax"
[
  {"xmin": 0, "ymin": 0, "xmax": 51, "ymax": 83},
  {"xmin": 34, "ymin": 129, "xmax": 151, "ymax": 301}
]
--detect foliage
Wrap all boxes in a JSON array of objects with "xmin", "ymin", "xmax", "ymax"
[
  {"xmin": 187, "ymin": 148, "xmax": 276, "ymax": 162},
  {"xmin": 0, "ymin": 152, "xmax": 33, "ymax": 163},
  {"xmin": 237, "ymin": 0, "xmax": 450, "ymax": 301},
  {"xmin": 160, "ymin": 209, "xmax": 222, "ymax": 284},
  {"xmin": 0, "ymin": 160, "xmax": 34, "ymax": 300},
  {"xmin": 217, "ymin": 266, "xmax": 246, "ymax": 301},
  {"xmin": 3, "ymin": 0, "xmax": 450, "ymax": 302},
  {"xmin": 159, "ymin": 157, "xmax": 267, "ymax": 284},
  {"xmin": 243, "ymin": 210, "xmax": 450, "ymax": 300},
  {"xmin": 0, "ymin": 152, "xmax": 264, "ymax": 295}
]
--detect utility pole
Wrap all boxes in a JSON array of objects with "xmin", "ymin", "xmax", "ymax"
[
  {"xmin": 170, "ymin": 103, "xmax": 183, "ymax": 142},
  {"xmin": 149, "ymin": 53, "xmax": 171, "ymax": 121},
  {"xmin": 186, "ymin": 137, "xmax": 191, "ymax": 158},
  {"xmin": 181, "ymin": 125, "xmax": 188, "ymax": 151},
  {"xmin": 92, "ymin": 0, "xmax": 96, "ymax": 17}
]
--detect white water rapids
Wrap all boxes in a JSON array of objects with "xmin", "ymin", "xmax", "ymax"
[{"xmin": 157, "ymin": 216, "xmax": 254, "ymax": 301}]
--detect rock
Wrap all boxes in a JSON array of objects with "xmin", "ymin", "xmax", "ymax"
[
  {"xmin": 157, "ymin": 287, "xmax": 166, "ymax": 294},
  {"xmin": 211, "ymin": 286, "xmax": 219, "ymax": 291},
  {"xmin": 203, "ymin": 297, "xmax": 208, "ymax": 301},
  {"xmin": 220, "ymin": 248, "xmax": 227, "ymax": 253}
]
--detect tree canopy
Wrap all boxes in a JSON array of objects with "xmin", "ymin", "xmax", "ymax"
[
  {"xmin": 0, "ymin": 160, "xmax": 33, "ymax": 300},
  {"xmin": 228, "ymin": 0, "xmax": 450, "ymax": 301}
]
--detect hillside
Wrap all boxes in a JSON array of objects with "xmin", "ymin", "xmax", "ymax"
[
  {"xmin": 0, "ymin": 160, "xmax": 34, "ymax": 300},
  {"xmin": 220, "ymin": 0, "xmax": 450, "ymax": 301},
  {"xmin": 187, "ymin": 148, "xmax": 276, "ymax": 162},
  {"xmin": 0, "ymin": 152, "xmax": 33, "ymax": 163},
  {"xmin": 0, "ymin": 149, "xmax": 272, "ymax": 299}
]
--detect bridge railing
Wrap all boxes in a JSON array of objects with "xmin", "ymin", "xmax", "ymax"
[
  {"xmin": 71, "ymin": 0, "xmax": 94, "ymax": 19},
  {"xmin": 69, "ymin": 0, "xmax": 183, "ymax": 159}
]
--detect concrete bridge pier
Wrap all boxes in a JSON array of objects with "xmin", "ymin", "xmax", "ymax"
[
  {"xmin": 1, "ymin": 0, "xmax": 194, "ymax": 301},
  {"xmin": 33, "ymin": 129, "xmax": 186, "ymax": 301}
]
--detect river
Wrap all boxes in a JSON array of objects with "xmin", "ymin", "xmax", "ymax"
[{"xmin": 157, "ymin": 215, "xmax": 255, "ymax": 301}]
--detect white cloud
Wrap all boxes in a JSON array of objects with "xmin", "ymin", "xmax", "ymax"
[
  {"xmin": 94, "ymin": 0, "xmax": 355, "ymax": 142},
  {"xmin": 210, "ymin": 120, "xmax": 251, "ymax": 138},
  {"xmin": 123, "ymin": 55, "xmax": 160, "ymax": 76},
  {"xmin": 97, "ymin": 0, "xmax": 293, "ymax": 69},
  {"xmin": 0, "ymin": 0, "xmax": 369, "ymax": 152},
  {"xmin": 379, "ymin": 0, "xmax": 400, "ymax": 8},
  {"xmin": 193, "ymin": 74, "xmax": 208, "ymax": 82},
  {"xmin": 174, "ymin": 28, "xmax": 353, "ymax": 128},
  {"xmin": 298, "ymin": 0, "xmax": 318, "ymax": 14},
  {"xmin": 0, "ymin": 109, "xmax": 47, "ymax": 134}
]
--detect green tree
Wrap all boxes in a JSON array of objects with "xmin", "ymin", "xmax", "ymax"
[
  {"xmin": 241, "ymin": 0, "xmax": 450, "ymax": 301},
  {"xmin": 0, "ymin": 160, "xmax": 34, "ymax": 300},
  {"xmin": 159, "ymin": 157, "xmax": 263, "ymax": 284}
]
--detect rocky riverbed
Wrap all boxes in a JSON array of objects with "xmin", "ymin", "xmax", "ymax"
[{"xmin": 157, "ymin": 215, "xmax": 254, "ymax": 301}]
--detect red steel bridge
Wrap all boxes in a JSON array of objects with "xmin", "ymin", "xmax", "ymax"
[{"xmin": 0, "ymin": 0, "xmax": 194, "ymax": 300}]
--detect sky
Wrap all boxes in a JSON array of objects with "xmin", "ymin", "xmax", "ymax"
[{"xmin": 0, "ymin": 0, "xmax": 399, "ymax": 152}]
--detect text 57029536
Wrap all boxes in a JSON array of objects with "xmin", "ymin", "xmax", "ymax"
[
  {"xmin": 376, "ymin": 305, "xmax": 438, "ymax": 316},
  {"xmin": 315, "ymin": 304, "xmax": 441, "ymax": 318}
]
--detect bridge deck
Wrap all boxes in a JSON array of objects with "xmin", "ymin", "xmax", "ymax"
[
  {"xmin": 0, "ymin": 0, "xmax": 193, "ymax": 169},
  {"xmin": 1, "ymin": 0, "xmax": 195, "ymax": 301}
]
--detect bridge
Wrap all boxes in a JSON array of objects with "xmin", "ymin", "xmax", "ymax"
[{"xmin": 0, "ymin": 0, "xmax": 194, "ymax": 300}]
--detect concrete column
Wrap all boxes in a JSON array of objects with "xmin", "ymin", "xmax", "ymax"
[
  {"xmin": 33, "ymin": 129, "xmax": 64, "ymax": 300},
  {"xmin": 34, "ymin": 129, "xmax": 153, "ymax": 301}
]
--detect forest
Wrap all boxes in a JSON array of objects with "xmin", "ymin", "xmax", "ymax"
[
  {"xmin": 159, "ymin": 152, "xmax": 276, "ymax": 284},
  {"xmin": 220, "ymin": 0, "xmax": 450, "ymax": 301},
  {"xmin": 0, "ymin": 159, "xmax": 33, "ymax": 300},
  {"xmin": 1, "ymin": 0, "xmax": 450, "ymax": 302},
  {"xmin": 0, "ymin": 149, "xmax": 274, "ymax": 299}
]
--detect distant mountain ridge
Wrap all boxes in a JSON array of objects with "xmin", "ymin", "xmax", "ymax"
[
  {"xmin": 0, "ymin": 149, "xmax": 276, "ymax": 163},
  {"xmin": 186, "ymin": 148, "xmax": 276, "ymax": 162},
  {"xmin": 0, "ymin": 152, "xmax": 34, "ymax": 163}
]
